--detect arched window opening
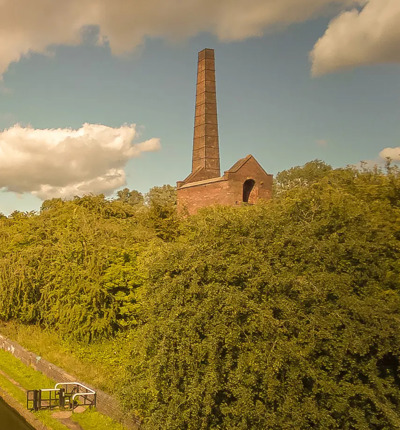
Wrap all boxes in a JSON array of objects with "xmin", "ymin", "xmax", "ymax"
[{"xmin": 243, "ymin": 179, "xmax": 256, "ymax": 203}]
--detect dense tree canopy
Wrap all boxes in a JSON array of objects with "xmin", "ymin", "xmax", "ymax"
[
  {"xmin": 1, "ymin": 162, "xmax": 400, "ymax": 428},
  {"xmin": 122, "ymin": 163, "xmax": 400, "ymax": 429},
  {"xmin": 0, "ymin": 187, "xmax": 176, "ymax": 341}
]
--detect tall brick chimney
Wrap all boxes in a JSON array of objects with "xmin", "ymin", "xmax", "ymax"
[
  {"xmin": 192, "ymin": 48, "xmax": 220, "ymax": 179},
  {"xmin": 177, "ymin": 48, "xmax": 273, "ymax": 214}
]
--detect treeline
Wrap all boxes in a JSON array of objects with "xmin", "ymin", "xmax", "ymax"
[
  {"xmin": 1, "ymin": 162, "xmax": 400, "ymax": 428},
  {"xmin": 0, "ymin": 185, "xmax": 177, "ymax": 341}
]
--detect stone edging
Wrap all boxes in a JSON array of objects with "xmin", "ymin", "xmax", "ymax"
[
  {"xmin": 0, "ymin": 334, "xmax": 140, "ymax": 429},
  {"xmin": 0, "ymin": 385, "xmax": 50, "ymax": 430}
]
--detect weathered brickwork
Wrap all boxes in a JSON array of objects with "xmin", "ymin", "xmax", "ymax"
[
  {"xmin": 178, "ymin": 155, "xmax": 273, "ymax": 215},
  {"xmin": 192, "ymin": 48, "xmax": 220, "ymax": 179},
  {"xmin": 0, "ymin": 335, "xmax": 140, "ymax": 429},
  {"xmin": 177, "ymin": 48, "xmax": 273, "ymax": 215}
]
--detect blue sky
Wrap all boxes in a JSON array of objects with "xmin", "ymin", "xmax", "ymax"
[{"xmin": 0, "ymin": 0, "xmax": 399, "ymax": 215}]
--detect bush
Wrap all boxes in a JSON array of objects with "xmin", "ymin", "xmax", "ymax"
[{"xmin": 122, "ymin": 165, "xmax": 400, "ymax": 429}]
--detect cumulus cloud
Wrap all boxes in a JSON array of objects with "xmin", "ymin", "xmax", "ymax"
[
  {"xmin": 0, "ymin": 0, "xmax": 361, "ymax": 76},
  {"xmin": 311, "ymin": 0, "xmax": 400, "ymax": 76},
  {"xmin": 379, "ymin": 147, "xmax": 400, "ymax": 162},
  {"xmin": 0, "ymin": 123, "xmax": 160, "ymax": 200}
]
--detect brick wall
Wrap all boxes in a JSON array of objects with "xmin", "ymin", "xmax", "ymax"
[
  {"xmin": 0, "ymin": 335, "xmax": 140, "ymax": 429},
  {"xmin": 177, "ymin": 156, "xmax": 273, "ymax": 215},
  {"xmin": 178, "ymin": 178, "xmax": 233, "ymax": 214}
]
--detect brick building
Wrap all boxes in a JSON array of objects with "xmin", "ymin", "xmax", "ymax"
[{"xmin": 177, "ymin": 48, "xmax": 273, "ymax": 215}]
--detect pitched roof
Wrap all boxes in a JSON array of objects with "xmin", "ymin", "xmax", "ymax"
[
  {"xmin": 224, "ymin": 154, "xmax": 272, "ymax": 177},
  {"xmin": 178, "ymin": 176, "xmax": 226, "ymax": 189},
  {"xmin": 225, "ymin": 154, "xmax": 252, "ymax": 173},
  {"xmin": 182, "ymin": 166, "xmax": 203, "ymax": 184}
]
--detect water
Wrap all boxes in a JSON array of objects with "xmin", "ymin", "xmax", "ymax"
[{"xmin": 0, "ymin": 396, "xmax": 34, "ymax": 430}]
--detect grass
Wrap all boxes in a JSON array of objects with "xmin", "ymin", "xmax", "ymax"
[
  {"xmin": 0, "ymin": 321, "xmax": 129, "ymax": 393},
  {"xmin": 0, "ymin": 349, "xmax": 54, "ymax": 390},
  {"xmin": 72, "ymin": 408, "xmax": 127, "ymax": 430},
  {"xmin": 0, "ymin": 345, "xmax": 130, "ymax": 429},
  {"xmin": 0, "ymin": 369, "xmax": 69, "ymax": 429},
  {"xmin": 0, "ymin": 372, "xmax": 26, "ymax": 403},
  {"xmin": 35, "ymin": 411, "xmax": 70, "ymax": 430}
]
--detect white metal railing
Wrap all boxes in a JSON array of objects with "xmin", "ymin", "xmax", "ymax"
[
  {"xmin": 27, "ymin": 382, "xmax": 96, "ymax": 411},
  {"xmin": 54, "ymin": 382, "xmax": 96, "ymax": 411},
  {"xmin": 55, "ymin": 381, "xmax": 95, "ymax": 393}
]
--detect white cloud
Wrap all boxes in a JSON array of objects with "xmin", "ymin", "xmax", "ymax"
[
  {"xmin": 310, "ymin": 0, "xmax": 400, "ymax": 76},
  {"xmin": 2, "ymin": 1, "xmax": 397, "ymax": 79},
  {"xmin": 0, "ymin": 0, "xmax": 360, "ymax": 76},
  {"xmin": 0, "ymin": 123, "xmax": 160, "ymax": 200},
  {"xmin": 379, "ymin": 147, "xmax": 400, "ymax": 162}
]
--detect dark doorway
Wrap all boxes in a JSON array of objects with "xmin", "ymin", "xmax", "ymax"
[{"xmin": 243, "ymin": 179, "xmax": 256, "ymax": 203}]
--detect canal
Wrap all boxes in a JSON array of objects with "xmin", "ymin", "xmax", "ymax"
[{"xmin": 0, "ymin": 395, "xmax": 34, "ymax": 430}]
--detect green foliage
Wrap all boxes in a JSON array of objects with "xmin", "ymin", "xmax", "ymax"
[
  {"xmin": 0, "ymin": 349, "xmax": 71, "ymax": 430},
  {"xmin": 0, "ymin": 320, "xmax": 132, "ymax": 395},
  {"xmin": 71, "ymin": 408, "xmax": 128, "ymax": 430},
  {"xmin": 0, "ymin": 186, "xmax": 178, "ymax": 341},
  {"xmin": 121, "ymin": 164, "xmax": 400, "ymax": 429},
  {"xmin": 116, "ymin": 188, "xmax": 144, "ymax": 207},
  {"xmin": 142, "ymin": 185, "xmax": 178, "ymax": 241},
  {"xmin": 0, "ymin": 194, "xmax": 160, "ymax": 341},
  {"xmin": 0, "ymin": 372, "xmax": 26, "ymax": 404},
  {"xmin": 2, "ymin": 164, "xmax": 400, "ymax": 429},
  {"xmin": 274, "ymin": 159, "xmax": 332, "ymax": 194},
  {"xmin": 0, "ymin": 348, "xmax": 127, "ymax": 430},
  {"xmin": 34, "ymin": 412, "xmax": 71, "ymax": 430},
  {"xmin": 0, "ymin": 349, "xmax": 54, "ymax": 390}
]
